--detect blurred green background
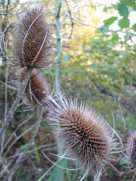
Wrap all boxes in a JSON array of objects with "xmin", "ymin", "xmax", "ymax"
[{"xmin": 0, "ymin": 0, "xmax": 136, "ymax": 180}]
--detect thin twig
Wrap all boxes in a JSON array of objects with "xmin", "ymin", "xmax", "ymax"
[
  {"xmin": 5, "ymin": 153, "xmax": 23, "ymax": 181},
  {"xmin": 6, "ymin": 143, "xmax": 56, "ymax": 160},
  {"xmin": 4, "ymin": 121, "xmax": 36, "ymax": 157},
  {"xmin": 4, "ymin": 115, "xmax": 33, "ymax": 151},
  {"xmin": 0, "ymin": 80, "xmax": 17, "ymax": 91},
  {"xmin": 64, "ymin": 0, "xmax": 74, "ymax": 38}
]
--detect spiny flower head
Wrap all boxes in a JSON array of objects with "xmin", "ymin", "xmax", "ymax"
[
  {"xmin": 13, "ymin": 3, "xmax": 53, "ymax": 69},
  {"xmin": 18, "ymin": 68, "xmax": 49, "ymax": 108},
  {"xmin": 47, "ymin": 95, "xmax": 120, "ymax": 175},
  {"xmin": 126, "ymin": 130, "xmax": 136, "ymax": 167}
]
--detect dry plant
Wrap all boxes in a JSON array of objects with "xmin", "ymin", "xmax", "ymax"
[
  {"xmin": 0, "ymin": 2, "xmax": 55, "ymax": 180},
  {"xmin": 18, "ymin": 68, "xmax": 50, "ymax": 108},
  {"xmin": 125, "ymin": 131, "xmax": 136, "ymax": 181},
  {"xmin": 0, "ymin": 2, "xmax": 53, "ymax": 136},
  {"xmin": 0, "ymin": 1, "xmax": 135, "ymax": 181},
  {"xmin": 46, "ymin": 94, "xmax": 123, "ymax": 180}
]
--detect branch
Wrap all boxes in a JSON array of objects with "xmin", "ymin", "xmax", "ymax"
[
  {"xmin": 64, "ymin": 0, "xmax": 74, "ymax": 38},
  {"xmin": 120, "ymin": 97, "xmax": 136, "ymax": 115},
  {"xmin": 92, "ymin": 80, "xmax": 136, "ymax": 115}
]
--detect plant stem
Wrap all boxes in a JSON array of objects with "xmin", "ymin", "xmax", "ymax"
[
  {"xmin": 54, "ymin": 0, "xmax": 63, "ymax": 181},
  {"xmin": 54, "ymin": 0, "xmax": 62, "ymax": 93},
  {"xmin": 0, "ymin": 60, "xmax": 9, "ymax": 155},
  {"xmin": 0, "ymin": 68, "xmax": 32, "ymax": 137}
]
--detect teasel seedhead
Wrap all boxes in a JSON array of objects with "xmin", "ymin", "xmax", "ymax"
[
  {"xmin": 47, "ymin": 94, "xmax": 121, "ymax": 176},
  {"xmin": 126, "ymin": 131, "xmax": 136, "ymax": 167},
  {"xmin": 13, "ymin": 3, "xmax": 53, "ymax": 69},
  {"xmin": 18, "ymin": 68, "xmax": 49, "ymax": 108}
]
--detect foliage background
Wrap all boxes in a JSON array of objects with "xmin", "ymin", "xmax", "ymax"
[{"xmin": 0, "ymin": 0, "xmax": 136, "ymax": 180}]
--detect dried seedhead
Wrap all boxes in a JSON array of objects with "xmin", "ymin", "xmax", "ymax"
[
  {"xmin": 18, "ymin": 68, "xmax": 49, "ymax": 108},
  {"xmin": 13, "ymin": 3, "xmax": 53, "ymax": 69},
  {"xmin": 47, "ymin": 94, "xmax": 121, "ymax": 176},
  {"xmin": 126, "ymin": 131, "xmax": 136, "ymax": 167}
]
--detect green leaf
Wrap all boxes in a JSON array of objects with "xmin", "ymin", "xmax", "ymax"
[
  {"xmin": 65, "ymin": 170, "xmax": 72, "ymax": 181},
  {"xmin": 120, "ymin": 0, "xmax": 135, "ymax": 6},
  {"xmin": 117, "ymin": 3, "xmax": 129, "ymax": 17},
  {"xmin": 125, "ymin": 75, "xmax": 133, "ymax": 84},
  {"xmin": 132, "ymin": 24, "xmax": 136, "ymax": 31},
  {"xmin": 104, "ymin": 16, "xmax": 117, "ymax": 26},
  {"xmin": 118, "ymin": 17, "xmax": 130, "ymax": 28},
  {"xmin": 111, "ymin": 35, "xmax": 119, "ymax": 43},
  {"xmin": 48, "ymin": 159, "xmax": 68, "ymax": 181},
  {"xmin": 98, "ymin": 25, "xmax": 109, "ymax": 32},
  {"xmin": 19, "ymin": 143, "xmax": 30, "ymax": 152}
]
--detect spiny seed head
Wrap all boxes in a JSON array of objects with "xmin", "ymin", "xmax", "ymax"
[
  {"xmin": 47, "ymin": 95, "xmax": 120, "ymax": 174},
  {"xmin": 18, "ymin": 68, "xmax": 49, "ymax": 108},
  {"xmin": 126, "ymin": 131, "xmax": 136, "ymax": 167},
  {"xmin": 13, "ymin": 3, "xmax": 53, "ymax": 69}
]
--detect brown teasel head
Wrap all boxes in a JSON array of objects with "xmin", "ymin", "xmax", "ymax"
[
  {"xmin": 126, "ymin": 131, "xmax": 136, "ymax": 167},
  {"xmin": 47, "ymin": 95, "xmax": 120, "ymax": 175},
  {"xmin": 13, "ymin": 3, "xmax": 53, "ymax": 69},
  {"xmin": 18, "ymin": 68, "xmax": 49, "ymax": 108}
]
